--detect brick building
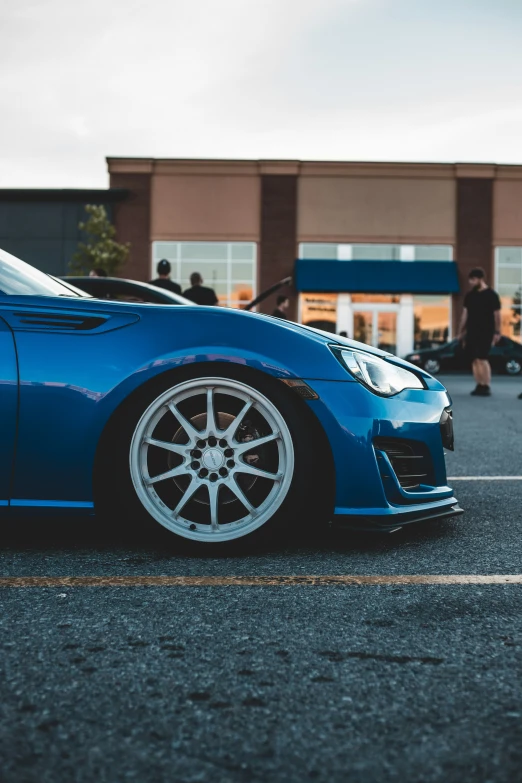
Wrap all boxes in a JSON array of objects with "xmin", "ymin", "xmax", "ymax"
[{"xmin": 107, "ymin": 157, "xmax": 522, "ymax": 355}]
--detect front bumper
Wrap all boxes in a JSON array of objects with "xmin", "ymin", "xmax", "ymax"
[{"xmin": 304, "ymin": 379, "xmax": 462, "ymax": 531}]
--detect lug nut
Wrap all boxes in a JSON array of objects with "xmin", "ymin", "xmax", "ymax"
[
  {"xmin": 219, "ymin": 439, "xmax": 228, "ymax": 448},
  {"xmin": 209, "ymin": 473, "xmax": 218, "ymax": 482},
  {"xmin": 191, "ymin": 461, "xmax": 200, "ymax": 470},
  {"xmin": 227, "ymin": 460, "xmax": 235, "ymax": 469},
  {"xmin": 208, "ymin": 436, "xmax": 217, "ymax": 447},
  {"xmin": 219, "ymin": 467, "xmax": 228, "ymax": 477},
  {"xmin": 197, "ymin": 439, "xmax": 206, "ymax": 449},
  {"xmin": 191, "ymin": 449, "xmax": 202, "ymax": 459},
  {"xmin": 224, "ymin": 448, "xmax": 234, "ymax": 458},
  {"xmin": 199, "ymin": 468, "xmax": 209, "ymax": 478}
]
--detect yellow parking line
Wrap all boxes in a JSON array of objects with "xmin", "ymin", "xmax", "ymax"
[{"xmin": 0, "ymin": 575, "xmax": 521, "ymax": 587}]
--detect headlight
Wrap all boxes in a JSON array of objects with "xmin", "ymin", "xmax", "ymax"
[
  {"xmin": 335, "ymin": 349, "xmax": 424, "ymax": 396},
  {"xmin": 409, "ymin": 354, "xmax": 421, "ymax": 361}
]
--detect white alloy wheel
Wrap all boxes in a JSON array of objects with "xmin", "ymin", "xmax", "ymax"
[
  {"xmin": 129, "ymin": 378, "xmax": 295, "ymax": 542},
  {"xmin": 423, "ymin": 358, "xmax": 441, "ymax": 374},
  {"xmin": 506, "ymin": 359, "xmax": 522, "ymax": 375}
]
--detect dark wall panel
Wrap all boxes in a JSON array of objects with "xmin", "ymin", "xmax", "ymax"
[
  {"xmin": 454, "ymin": 177, "xmax": 493, "ymax": 331},
  {"xmin": 0, "ymin": 200, "xmax": 115, "ymax": 276},
  {"xmin": 110, "ymin": 173, "xmax": 151, "ymax": 281},
  {"xmin": 260, "ymin": 175, "xmax": 297, "ymax": 317}
]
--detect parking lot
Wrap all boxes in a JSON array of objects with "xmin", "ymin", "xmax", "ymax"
[{"xmin": 1, "ymin": 375, "xmax": 521, "ymax": 783}]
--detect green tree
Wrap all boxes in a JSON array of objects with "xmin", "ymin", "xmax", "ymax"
[{"xmin": 71, "ymin": 204, "xmax": 130, "ymax": 276}]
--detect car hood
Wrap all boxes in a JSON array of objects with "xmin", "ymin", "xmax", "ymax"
[
  {"xmin": 250, "ymin": 313, "xmax": 437, "ymax": 378},
  {"xmin": 255, "ymin": 314, "xmax": 391, "ymax": 358}
]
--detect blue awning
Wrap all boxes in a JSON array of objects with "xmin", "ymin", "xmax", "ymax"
[{"xmin": 294, "ymin": 260, "xmax": 460, "ymax": 294}]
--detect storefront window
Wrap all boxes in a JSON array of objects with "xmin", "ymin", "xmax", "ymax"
[
  {"xmin": 413, "ymin": 296, "xmax": 451, "ymax": 349},
  {"xmin": 352, "ymin": 244, "xmax": 400, "ymax": 260},
  {"xmin": 152, "ymin": 242, "xmax": 256, "ymax": 309},
  {"xmin": 299, "ymin": 243, "xmax": 453, "ymax": 262},
  {"xmin": 299, "ymin": 244, "xmax": 338, "ymax": 260},
  {"xmin": 299, "ymin": 293, "xmax": 338, "ymax": 333},
  {"xmin": 496, "ymin": 248, "xmax": 522, "ymax": 342},
  {"xmin": 350, "ymin": 294, "xmax": 400, "ymax": 304}
]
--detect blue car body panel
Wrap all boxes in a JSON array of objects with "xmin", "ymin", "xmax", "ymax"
[{"xmin": 0, "ymin": 292, "xmax": 459, "ymax": 527}]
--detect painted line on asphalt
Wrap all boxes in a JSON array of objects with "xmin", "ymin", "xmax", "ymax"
[
  {"xmin": 0, "ymin": 575, "xmax": 521, "ymax": 588},
  {"xmin": 448, "ymin": 476, "xmax": 522, "ymax": 481}
]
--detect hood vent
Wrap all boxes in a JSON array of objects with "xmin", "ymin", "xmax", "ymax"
[{"xmin": 12, "ymin": 311, "xmax": 107, "ymax": 332}]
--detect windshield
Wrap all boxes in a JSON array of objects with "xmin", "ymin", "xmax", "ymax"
[{"xmin": 0, "ymin": 248, "xmax": 82, "ymax": 298}]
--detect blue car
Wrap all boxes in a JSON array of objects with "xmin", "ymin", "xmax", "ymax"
[{"xmin": 0, "ymin": 248, "xmax": 461, "ymax": 548}]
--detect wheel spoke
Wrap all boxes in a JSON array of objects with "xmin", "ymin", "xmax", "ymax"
[
  {"xmin": 235, "ymin": 432, "xmax": 280, "ymax": 456},
  {"xmin": 228, "ymin": 479, "xmax": 256, "ymax": 515},
  {"xmin": 171, "ymin": 478, "xmax": 200, "ymax": 518},
  {"xmin": 205, "ymin": 387, "xmax": 218, "ymax": 436},
  {"xmin": 168, "ymin": 402, "xmax": 201, "ymax": 444},
  {"xmin": 207, "ymin": 482, "xmax": 220, "ymax": 530},
  {"xmin": 144, "ymin": 437, "xmax": 189, "ymax": 456},
  {"xmin": 221, "ymin": 399, "xmax": 253, "ymax": 442},
  {"xmin": 145, "ymin": 464, "xmax": 188, "ymax": 485},
  {"xmin": 235, "ymin": 463, "xmax": 282, "ymax": 481}
]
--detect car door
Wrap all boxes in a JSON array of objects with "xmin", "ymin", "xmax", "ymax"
[
  {"xmin": 0, "ymin": 296, "xmax": 140, "ymax": 508},
  {"xmin": 0, "ymin": 316, "xmax": 18, "ymax": 509}
]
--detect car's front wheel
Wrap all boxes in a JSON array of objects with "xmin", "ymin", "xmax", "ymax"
[
  {"xmin": 129, "ymin": 375, "xmax": 297, "ymax": 545},
  {"xmin": 505, "ymin": 358, "xmax": 522, "ymax": 375},
  {"xmin": 97, "ymin": 366, "xmax": 331, "ymax": 549}
]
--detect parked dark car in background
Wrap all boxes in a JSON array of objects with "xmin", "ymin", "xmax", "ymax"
[
  {"xmin": 63, "ymin": 276, "xmax": 193, "ymax": 306},
  {"xmin": 64, "ymin": 274, "xmax": 294, "ymax": 312},
  {"xmin": 406, "ymin": 336, "xmax": 522, "ymax": 375}
]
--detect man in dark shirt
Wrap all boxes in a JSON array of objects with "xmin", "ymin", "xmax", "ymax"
[
  {"xmin": 149, "ymin": 259, "xmax": 182, "ymax": 295},
  {"xmin": 183, "ymin": 272, "xmax": 219, "ymax": 306},
  {"xmin": 458, "ymin": 267, "xmax": 501, "ymax": 396},
  {"xmin": 272, "ymin": 295, "xmax": 290, "ymax": 319}
]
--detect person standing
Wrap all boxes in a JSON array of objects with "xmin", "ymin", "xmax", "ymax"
[
  {"xmin": 183, "ymin": 272, "xmax": 219, "ymax": 306},
  {"xmin": 272, "ymin": 295, "xmax": 290, "ymax": 319},
  {"xmin": 149, "ymin": 259, "xmax": 182, "ymax": 295},
  {"xmin": 458, "ymin": 267, "xmax": 501, "ymax": 396}
]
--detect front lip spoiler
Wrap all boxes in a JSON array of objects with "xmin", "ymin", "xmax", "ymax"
[{"xmin": 333, "ymin": 502, "xmax": 464, "ymax": 532}]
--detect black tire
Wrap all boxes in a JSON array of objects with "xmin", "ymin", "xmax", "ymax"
[
  {"xmin": 423, "ymin": 359, "xmax": 441, "ymax": 374},
  {"xmin": 94, "ymin": 363, "xmax": 333, "ymax": 551}
]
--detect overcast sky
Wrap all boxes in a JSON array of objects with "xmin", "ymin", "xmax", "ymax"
[{"xmin": 1, "ymin": 0, "xmax": 521, "ymax": 188}]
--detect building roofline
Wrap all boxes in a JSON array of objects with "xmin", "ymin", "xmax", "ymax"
[{"xmin": 106, "ymin": 157, "xmax": 522, "ymax": 179}]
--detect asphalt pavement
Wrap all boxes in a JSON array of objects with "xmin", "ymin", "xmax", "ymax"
[{"xmin": 1, "ymin": 375, "xmax": 521, "ymax": 783}]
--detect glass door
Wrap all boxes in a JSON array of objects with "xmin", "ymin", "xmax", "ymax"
[
  {"xmin": 351, "ymin": 307, "xmax": 398, "ymax": 354},
  {"xmin": 377, "ymin": 311, "xmax": 397, "ymax": 354},
  {"xmin": 353, "ymin": 311, "xmax": 373, "ymax": 345}
]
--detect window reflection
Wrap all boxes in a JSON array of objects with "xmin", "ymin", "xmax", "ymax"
[
  {"xmin": 299, "ymin": 243, "xmax": 453, "ymax": 262},
  {"xmin": 152, "ymin": 242, "xmax": 256, "ymax": 310},
  {"xmin": 413, "ymin": 296, "xmax": 450, "ymax": 349},
  {"xmin": 351, "ymin": 294, "xmax": 400, "ymax": 304},
  {"xmin": 299, "ymin": 293, "xmax": 338, "ymax": 333},
  {"xmin": 496, "ymin": 248, "xmax": 522, "ymax": 342}
]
